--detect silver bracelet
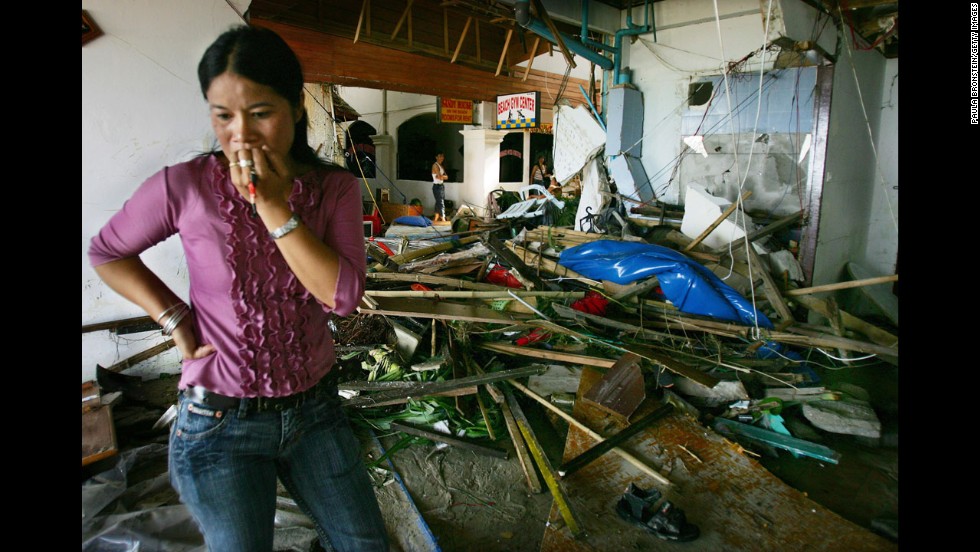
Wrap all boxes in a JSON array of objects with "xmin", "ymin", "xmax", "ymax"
[
  {"xmin": 269, "ymin": 213, "xmax": 302, "ymax": 239},
  {"xmin": 156, "ymin": 302, "xmax": 186, "ymax": 324},
  {"xmin": 160, "ymin": 304, "xmax": 191, "ymax": 336}
]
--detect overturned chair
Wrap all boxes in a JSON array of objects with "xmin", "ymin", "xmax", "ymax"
[{"xmin": 495, "ymin": 184, "xmax": 565, "ymax": 220}]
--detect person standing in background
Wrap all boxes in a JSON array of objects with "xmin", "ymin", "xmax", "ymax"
[{"xmin": 431, "ymin": 151, "xmax": 449, "ymax": 223}]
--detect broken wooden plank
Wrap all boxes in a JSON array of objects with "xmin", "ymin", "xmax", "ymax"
[
  {"xmin": 497, "ymin": 388, "xmax": 543, "ymax": 493},
  {"xmin": 505, "ymin": 241, "xmax": 600, "ymax": 285},
  {"xmin": 479, "ymin": 341, "xmax": 616, "ymax": 368},
  {"xmin": 603, "ymin": 276, "xmax": 661, "ymax": 302},
  {"xmin": 82, "ymin": 315, "xmax": 154, "ymax": 334},
  {"xmin": 366, "ymin": 272, "xmax": 509, "ymax": 291},
  {"xmin": 581, "ymin": 352, "xmax": 646, "ymax": 423},
  {"xmin": 619, "ymin": 342, "xmax": 721, "ymax": 389},
  {"xmin": 343, "ymin": 364, "xmax": 546, "ymax": 407},
  {"xmin": 502, "ymin": 383, "xmax": 585, "ymax": 537},
  {"xmin": 711, "ymin": 210, "xmax": 803, "ymax": 255},
  {"xmin": 557, "ymin": 402, "xmax": 675, "ymax": 479},
  {"xmin": 792, "ymin": 294, "xmax": 898, "ymax": 348},
  {"xmin": 531, "ymin": 0, "xmax": 575, "ymax": 68},
  {"xmin": 101, "ymin": 340, "xmax": 176, "ymax": 373},
  {"xmin": 745, "ymin": 243, "xmax": 796, "ymax": 324},
  {"xmin": 508, "ymin": 379, "xmax": 671, "ymax": 487},
  {"xmin": 390, "ymin": 421, "xmax": 508, "ymax": 459},
  {"xmin": 348, "ymin": 386, "xmax": 477, "ymax": 408},
  {"xmin": 365, "ymin": 290, "xmax": 585, "ymax": 299},
  {"xmin": 549, "ymin": 303, "xmax": 680, "ymax": 345},
  {"xmin": 361, "ymin": 296, "xmax": 533, "ymax": 325},
  {"xmin": 381, "ymin": 235, "xmax": 481, "ymax": 269},
  {"xmin": 785, "ymin": 274, "xmax": 899, "ymax": 296},
  {"xmin": 487, "ymin": 236, "xmax": 549, "ymax": 291}
]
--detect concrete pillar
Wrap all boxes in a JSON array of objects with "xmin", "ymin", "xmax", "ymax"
[
  {"xmin": 370, "ymin": 133, "xmax": 394, "ymax": 181},
  {"xmin": 459, "ymin": 128, "xmax": 508, "ymax": 215}
]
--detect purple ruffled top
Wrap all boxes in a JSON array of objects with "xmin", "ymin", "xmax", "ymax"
[{"xmin": 89, "ymin": 154, "xmax": 366, "ymax": 398}]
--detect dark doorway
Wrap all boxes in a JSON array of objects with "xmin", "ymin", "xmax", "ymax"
[
  {"xmin": 345, "ymin": 120, "xmax": 377, "ymax": 178},
  {"xmin": 397, "ymin": 114, "xmax": 439, "ymax": 181}
]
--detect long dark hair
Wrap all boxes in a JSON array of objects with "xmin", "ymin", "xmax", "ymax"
[{"xmin": 197, "ymin": 25, "xmax": 321, "ymax": 166}]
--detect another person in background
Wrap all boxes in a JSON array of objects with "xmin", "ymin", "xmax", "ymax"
[
  {"xmin": 530, "ymin": 153, "xmax": 560, "ymax": 196},
  {"xmin": 431, "ymin": 151, "xmax": 449, "ymax": 222},
  {"xmin": 88, "ymin": 25, "xmax": 389, "ymax": 552}
]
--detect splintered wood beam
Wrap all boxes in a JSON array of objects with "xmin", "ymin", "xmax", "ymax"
[
  {"xmin": 684, "ymin": 190, "xmax": 752, "ymax": 252},
  {"xmin": 508, "ymin": 379, "xmax": 671, "ymax": 486},
  {"xmin": 343, "ymin": 364, "xmax": 546, "ymax": 407},
  {"xmin": 523, "ymin": 36, "xmax": 540, "ymax": 82},
  {"xmin": 497, "ymin": 388, "xmax": 542, "ymax": 493},
  {"xmin": 712, "ymin": 210, "xmax": 803, "ymax": 255},
  {"xmin": 479, "ymin": 341, "xmax": 616, "ymax": 368},
  {"xmin": 366, "ymin": 271, "xmax": 511, "ymax": 291},
  {"xmin": 390, "ymin": 421, "xmax": 508, "ymax": 458},
  {"xmin": 353, "ymin": 0, "xmax": 368, "ymax": 44},
  {"xmin": 452, "ymin": 16, "xmax": 474, "ymax": 63},
  {"xmin": 504, "ymin": 241, "xmax": 599, "ymax": 286},
  {"xmin": 390, "ymin": 0, "xmax": 415, "ymax": 41},
  {"xmin": 496, "ymin": 28, "xmax": 514, "ymax": 76},
  {"xmin": 745, "ymin": 243, "xmax": 796, "ymax": 324},
  {"xmin": 792, "ymin": 294, "xmax": 898, "ymax": 348},
  {"xmin": 502, "ymin": 384, "xmax": 585, "ymax": 536},
  {"xmin": 785, "ymin": 275, "xmax": 899, "ymax": 296},
  {"xmin": 82, "ymin": 315, "xmax": 154, "ymax": 334},
  {"xmin": 102, "ymin": 339, "xmax": 176, "ymax": 373},
  {"xmin": 531, "ymin": 0, "xmax": 576, "ymax": 69}
]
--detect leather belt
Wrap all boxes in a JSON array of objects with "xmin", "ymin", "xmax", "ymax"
[{"xmin": 182, "ymin": 375, "xmax": 334, "ymax": 414}]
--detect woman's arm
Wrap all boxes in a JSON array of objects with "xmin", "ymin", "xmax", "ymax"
[
  {"xmin": 94, "ymin": 258, "xmax": 215, "ymax": 359},
  {"xmin": 241, "ymin": 146, "xmax": 365, "ymax": 313}
]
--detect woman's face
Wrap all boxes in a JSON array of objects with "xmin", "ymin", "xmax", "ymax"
[
  {"xmin": 206, "ymin": 71, "xmax": 302, "ymax": 162},
  {"xmin": 538, "ymin": 156, "xmax": 546, "ymax": 165},
  {"xmin": 436, "ymin": 154, "xmax": 445, "ymax": 163}
]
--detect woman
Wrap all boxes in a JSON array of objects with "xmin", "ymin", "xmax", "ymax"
[
  {"xmin": 88, "ymin": 26, "xmax": 388, "ymax": 552},
  {"xmin": 530, "ymin": 153, "xmax": 558, "ymax": 194},
  {"xmin": 431, "ymin": 151, "xmax": 449, "ymax": 222}
]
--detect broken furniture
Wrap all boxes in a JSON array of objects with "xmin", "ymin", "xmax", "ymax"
[{"xmin": 496, "ymin": 184, "xmax": 565, "ymax": 220}]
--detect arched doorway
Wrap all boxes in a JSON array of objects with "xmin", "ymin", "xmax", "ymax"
[{"xmin": 397, "ymin": 113, "xmax": 464, "ymax": 182}]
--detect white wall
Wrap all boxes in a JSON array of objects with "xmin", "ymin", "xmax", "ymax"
[
  {"xmin": 628, "ymin": 0, "xmax": 769, "ymax": 204},
  {"xmin": 812, "ymin": 45, "xmax": 886, "ymax": 286},
  {"xmin": 82, "ymin": 1, "xmax": 249, "ymax": 382},
  {"xmin": 862, "ymin": 58, "xmax": 898, "ymax": 276}
]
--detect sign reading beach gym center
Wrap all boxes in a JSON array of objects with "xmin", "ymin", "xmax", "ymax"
[
  {"xmin": 496, "ymin": 91, "xmax": 540, "ymax": 129},
  {"xmin": 437, "ymin": 98, "xmax": 475, "ymax": 124}
]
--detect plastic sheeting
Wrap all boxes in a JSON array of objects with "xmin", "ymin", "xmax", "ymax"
[{"xmin": 557, "ymin": 240, "xmax": 772, "ymax": 328}]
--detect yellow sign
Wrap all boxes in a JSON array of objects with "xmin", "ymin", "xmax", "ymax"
[{"xmin": 438, "ymin": 98, "xmax": 474, "ymax": 124}]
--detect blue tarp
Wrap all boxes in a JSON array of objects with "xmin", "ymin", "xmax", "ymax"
[{"xmin": 557, "ymin": 240, "xmax": 772, "ymax": 328}]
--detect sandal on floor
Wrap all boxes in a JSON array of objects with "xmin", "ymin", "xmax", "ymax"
[
  {"xmin": 647, "ymin": 500, "xmax": 700, "ymax": 542},
  {"xmin": 616, "ymin": 482, "xmax": 662, "ymax": 522},
  {"xmin": 615, "ymin": 483, "xmax": 699, "ymax": 543}
]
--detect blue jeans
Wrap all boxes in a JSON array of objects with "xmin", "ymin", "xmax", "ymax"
[
  {"xmin": 169, "ymin": 387, "xmax": 389, "ymax": 552},
  {"xmin": 432, "ymin": 183, "xmax": 445, "ymax": 217}
]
